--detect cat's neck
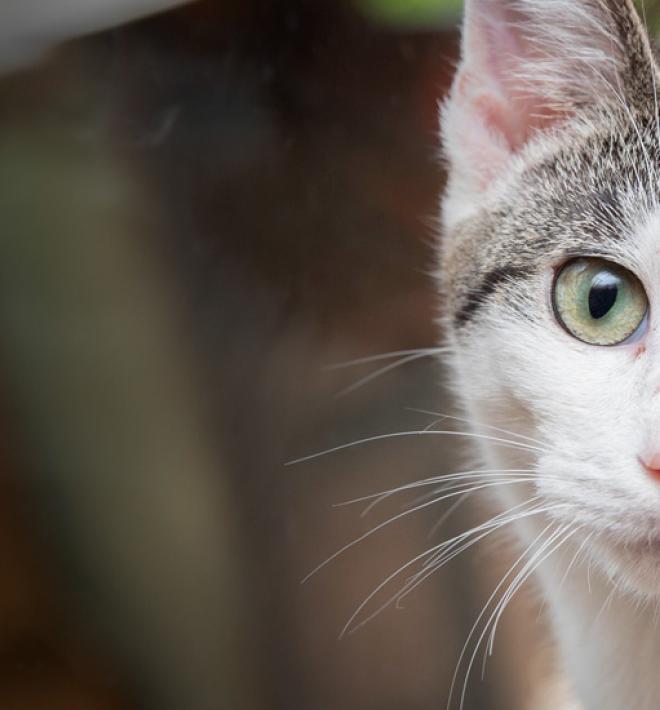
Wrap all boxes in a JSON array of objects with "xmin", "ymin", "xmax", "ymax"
[
  {"xmin": 520, "ymin": 519, "xmax": 660, "ymax": 710},
  {"xmin": 480, "ymin": 432, "xmax": 660, "ymax": 710}
]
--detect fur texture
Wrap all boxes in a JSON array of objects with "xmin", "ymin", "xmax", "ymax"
[{"xmin": 440, "ymin": 1, "xmax": 660, "ymax": 708}]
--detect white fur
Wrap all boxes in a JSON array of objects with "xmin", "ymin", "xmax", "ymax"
[
  {"xmin": 446, "ymin": 208, "xmax": 660, "ymax": 709},
  {"xmin": 441, "ymin": 1, "xmax": 660, "ymax": 708}
]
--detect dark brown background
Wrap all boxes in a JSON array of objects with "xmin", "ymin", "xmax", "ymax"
[{"xmin": 0, "ymin": 1, "xmax": 600, "ymax": 708}]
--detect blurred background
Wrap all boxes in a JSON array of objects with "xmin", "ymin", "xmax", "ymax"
[{"xmin": 0, "ymin": 1, "xmax": 656, "ymax": 709}]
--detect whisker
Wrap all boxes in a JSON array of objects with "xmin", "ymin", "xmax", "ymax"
[
  {"xmin": 557, "ymin": 530, "xmax": 594, "ymax": 597},
  {"xmin": 450, "ymin": 522, "xmax": 577, "ymax": 710},
  {"xmin": 287, "ymin": 429, "xmax": 545, "ymax": 467},
  {"xmin": 395, "ymin": 507, "xmax": 544, "ymax": 607},
  {"xmin": 400, "ymin": 472, "xmax": 540, "ymax": 512},
  {"xmin": 334, "ymin": 469, "xmax": 536, "ymax": 510},
  {"xmin": 341, "ymin": 499, "xmax": 561, "ymax": 639},
  {"xmin": 302, "ymin": 478, "xmax": 541, "ymax": 584},
  {"xmin": 447, "ymin": 521, "xmax": 558, "ymax": 709},
  {"xmin": 593, "ymin": 578, "xmax": 620, "ymax": 627},
  {"xmin": 426, "ymin": 492, "xmax": 471, "ymax": 539},
  {"xmin": 342, "ymin": 500, "xmax": 546, "ymax": 638},
  {"xmin": 351, "ymin": 502, "xmax": 575, "ymax": 640},
  {"xmin": 418, "ymin": 497, "xmax": 545, "ymax": 574},
  {"xmin": 323, "ymin": 347, "xmax": 448, "ymax": 370},
  {"xmin": 485, "ymin": 524, "xmax": 581, "ymax": 658},
  {"xmin": 405, "ymin": 498, "xmax": 562, "ymax": 598},
  {"xmin": 474, "ymin": 525, "xmax": 580, "ymax": 696},
  {"xmin": 405, "ymin": 408, "xmax": 552, "ymax": 451},
  {"xmin": 335, "ymin": 352, "xmax": 441, "ymax": 398},
  {"xmin": 534, "ymin": 528, "xmax": 593, "ymax": 624},
  {"xmin": 478, "ymin": 524, "xmax": 575, "ymax": 680}
]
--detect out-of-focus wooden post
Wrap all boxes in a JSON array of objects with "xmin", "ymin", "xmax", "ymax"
[{"xmin": 0, "ymin": 64, "xmax": 258, "ymax": 710}]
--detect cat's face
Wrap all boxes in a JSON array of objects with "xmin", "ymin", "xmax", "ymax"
[{"xmin": 441, "ymin": 0, "xmax": 660, "ymax": 597}]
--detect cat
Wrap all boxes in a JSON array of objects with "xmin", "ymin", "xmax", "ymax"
[{"xmin": 440, "ymin": 1, "xmax": 660, "ymax": 708}]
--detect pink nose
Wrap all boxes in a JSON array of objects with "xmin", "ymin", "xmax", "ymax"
[{"xmin": 640, "ymin": 453, "xmax": 660, "ymax": 480}]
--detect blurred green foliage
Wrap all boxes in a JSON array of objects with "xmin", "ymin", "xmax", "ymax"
[
  {"xmin": 353, "ymin": 0, "xmax": 462, "ymax": 28},
  {"xmin": 356, "ymin": 0, "xmax": 660, "ymax": 33},
  {"xmin": 638, "ymin": 0, "xmax": 660, "ymax": 36}
]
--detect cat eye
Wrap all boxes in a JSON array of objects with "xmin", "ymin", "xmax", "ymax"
[{"xmin": 552, "ymin": 258, "xmax": 648, "ymax": 346}]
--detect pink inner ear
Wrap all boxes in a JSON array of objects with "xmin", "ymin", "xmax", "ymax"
[
  {"xmin": 470, "ymin": 86, "xmax": 526, "ymax": 152},
  {"xmin": 466, "ymin": 5, "xmax": 565, "ymax": 150},
  {"xmin": 473, "ymin": 85, "xmax": 561, "ymax": 152},
  {"xmin": 450, "ymin": 69, "xmax": 558, "ymax": 190},
  {"xmin": 446, "ymin": 80, "xmax": 512, "ymax": 191},
  {"xmin": 445, "ymin": 2, "xmax": 572, "ymax": 192}
]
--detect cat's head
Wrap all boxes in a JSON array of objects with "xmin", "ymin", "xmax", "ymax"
[{"xmin": 440, "ymin": 0, "xmax": 660, "ymax": 596}]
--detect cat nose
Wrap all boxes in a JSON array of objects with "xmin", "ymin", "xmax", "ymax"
[{"xmin": 640, "ymin": 452, "xmax": 660, "ymax": 480}]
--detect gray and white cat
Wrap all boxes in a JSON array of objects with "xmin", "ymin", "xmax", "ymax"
[{"xmin": 441, "ymin": 1, "xmax": 660, "ymax": 708}]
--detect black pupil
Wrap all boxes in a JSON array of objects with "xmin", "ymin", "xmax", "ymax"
[{"xmin": 588, "ymin": 272, "xmax": 619, "ymax": 320}]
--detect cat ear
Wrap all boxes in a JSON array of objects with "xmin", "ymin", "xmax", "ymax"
[{"xmin": 442, "ymin": 0, "xmax": 656, "ymax": 202}]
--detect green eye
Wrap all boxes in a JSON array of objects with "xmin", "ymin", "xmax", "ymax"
[{"xmin": 552, "ymin": 258, "xmax": 648, "ymax": 346}]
